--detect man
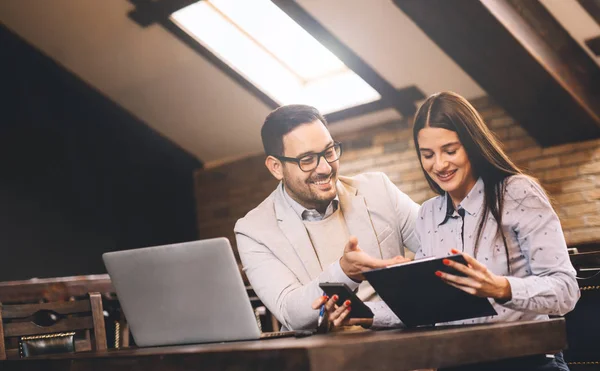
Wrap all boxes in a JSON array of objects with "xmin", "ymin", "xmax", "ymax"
[{"xmin": 234, "ymin": 105, "xmax": 419, "ymax": 330}]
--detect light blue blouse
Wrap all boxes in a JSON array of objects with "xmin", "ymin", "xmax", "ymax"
[{"xmin": 369, "ymin": 175, "xmax": 580, "ymax": 327}]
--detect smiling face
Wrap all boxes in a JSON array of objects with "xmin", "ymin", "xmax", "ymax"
[
  {"xmin": 279, "ymin": 120, "xmax": 339, "ymax": 211},
  {"xmin": 417, "ymin": 127, "xmax": 477, "ymax": 206}
]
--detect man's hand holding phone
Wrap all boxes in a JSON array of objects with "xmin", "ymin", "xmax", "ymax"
[
  {"xmin": 311, "ymin": 294, "xmax": 373, "ymax": 329},
  {"xmin": 314, "ymin": 283, "xmax": 374, "ymax": 331}
]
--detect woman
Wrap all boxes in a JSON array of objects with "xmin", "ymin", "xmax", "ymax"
[{"xmin": 315, "ymin": 92, "xmax": 579, "ymax": 370}]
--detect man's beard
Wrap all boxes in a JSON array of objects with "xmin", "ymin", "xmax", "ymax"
[{"xmin": 284, "ymin": 170, "xmax": 337, "ymax": 209}]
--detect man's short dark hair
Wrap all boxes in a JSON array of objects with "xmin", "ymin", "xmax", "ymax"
[{"xmin": 261, "ymin": 104, "xmax": 328, "ymax": 156}]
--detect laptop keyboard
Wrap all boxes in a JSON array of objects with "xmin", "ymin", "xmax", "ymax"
[{"xmin": 259, "ymin": 331, "xmax": 296, "ymax": 339}]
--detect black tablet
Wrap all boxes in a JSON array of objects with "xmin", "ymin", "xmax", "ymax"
[{"xmin": 363, "ymin": 255, "xmax": 497, "ymax": 327}]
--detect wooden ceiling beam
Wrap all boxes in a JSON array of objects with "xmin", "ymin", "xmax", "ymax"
[
  {"xmin": 325, "ymin": 86, "xmax": 424, "ymax": 124},
  {"xmin": 393, "ymin": 0, "xmax": 600, "ymax": 146},
  {"xmin": 586, "ymin": 36, "xmax": 600, "ymax": 56},
  {"xmin": 578, "ymin": 0, "xmax": 600, "ymax": 56},
  {"xmin": 273, "ymin": 0, "xmax": 421, "ymax": 117},
  {"xmin": 577, "ymin": 0, "xmax": 600, "ymax": 26},
  {"xmin": 127, "ymin": 0, "xmax": 199, "ymax": 27}
]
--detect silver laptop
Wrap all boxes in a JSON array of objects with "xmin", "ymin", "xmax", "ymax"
[{"xmin": 103, "ymin": 238, "xmax": 288, "ymax": 347}]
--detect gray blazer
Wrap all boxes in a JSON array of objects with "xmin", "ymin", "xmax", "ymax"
[{"xmin": 234, "ymin": 172, "xmax": 419, "ymax": 330}]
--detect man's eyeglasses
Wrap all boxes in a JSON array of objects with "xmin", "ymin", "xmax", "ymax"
[{"xmin": 273, "ymin": 142, "xmax": 343, "ymax": 172}]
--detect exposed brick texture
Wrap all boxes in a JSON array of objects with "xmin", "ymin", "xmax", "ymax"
[{"xmin": 194, "ymin": 97, "xmax": 600, "ymax": 259}]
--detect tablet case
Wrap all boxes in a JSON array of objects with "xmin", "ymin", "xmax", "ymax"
[{"xmin": 363, "ymin": 255, "xmax": 497, "ymax": 327}]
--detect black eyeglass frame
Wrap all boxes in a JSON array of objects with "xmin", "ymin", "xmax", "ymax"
[{"xmin": 272, "ymin": 142, "xmax": 343, "ymax": 172}]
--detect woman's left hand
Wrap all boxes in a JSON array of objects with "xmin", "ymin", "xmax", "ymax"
[{"xmin": 436, "ymin": 249, "xmax": 512, "ymax": 301}]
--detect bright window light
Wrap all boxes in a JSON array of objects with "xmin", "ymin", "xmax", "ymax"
[{"xmin": 171, "ymin": 0, "xmax": 381, "ymax": 114}]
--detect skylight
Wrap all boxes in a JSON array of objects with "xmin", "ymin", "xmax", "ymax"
[{"xmin": 171, "ymin": 0, "xmax": 381, "ymax": 114}]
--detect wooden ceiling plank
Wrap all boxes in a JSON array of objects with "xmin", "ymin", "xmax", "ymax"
[{"xmin": 393, "ymin": 0, "xmax": 600, "ymax": 146}]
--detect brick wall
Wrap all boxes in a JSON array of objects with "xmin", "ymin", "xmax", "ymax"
[{"xmin": 194, "ymin": 97, "xmax": 600, "ymax": 258}]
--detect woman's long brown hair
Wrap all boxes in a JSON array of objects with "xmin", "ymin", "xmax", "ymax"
[{"xmin": 413, "ymin": 92, "xmax": 523, "ymax": 272}]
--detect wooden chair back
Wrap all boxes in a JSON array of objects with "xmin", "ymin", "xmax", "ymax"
[
  {"xmin": 0, "ymin": 292, "xmax": 107, "ymax": 359},
  {"xmin": 0, "ymin": 274, "xmax": 129, "ymax": 350},
  {"xmin": 0, "ymin": 274, "xmax": 113, "ymax": 304},
  {"xmin": 565, "ymin": 250, "xmax": 600, "ymax": 369}
]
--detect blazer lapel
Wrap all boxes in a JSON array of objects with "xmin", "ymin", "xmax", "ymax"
[
  {"xmin": 274, "ymin": 186, "xmax": 322, "ymax": 280},
  {"xmin": 338, "ymin": 182, "xmax": 382, "ymax": 259}
]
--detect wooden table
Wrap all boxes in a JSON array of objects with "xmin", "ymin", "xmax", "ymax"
[{"xmin": 1, "ymin": 319, "xmax": 566, "ymax": 371}]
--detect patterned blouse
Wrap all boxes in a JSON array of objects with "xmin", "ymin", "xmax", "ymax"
[
  {"xmin": 414, "ymin": 175, "xmax": 580, "ymax": 325},
  {"xmin": 368, "ymin": 175, "xmax": 580, "ymax": 328}
]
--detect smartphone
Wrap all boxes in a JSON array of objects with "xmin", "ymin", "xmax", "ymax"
[{"xmin": 318, "ymin": 283, "xmax": 374, "ymax": 318}]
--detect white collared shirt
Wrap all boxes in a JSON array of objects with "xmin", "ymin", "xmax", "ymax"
[{"xmin": 281, "ymin": 184, "xmax": 339, "ymax": 222}]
